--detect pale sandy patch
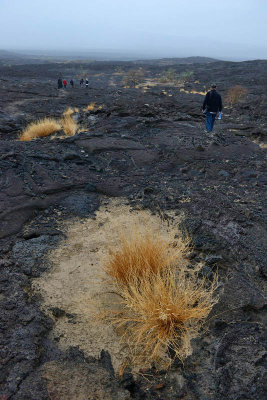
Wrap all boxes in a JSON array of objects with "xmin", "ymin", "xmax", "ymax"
[
  {"xmin": 33, "ymin": 198, "xmax": 182, "ymax": 372},
  {"xmin": 42, "ymin": 360, "xmax": 130, "ymax": 400}
]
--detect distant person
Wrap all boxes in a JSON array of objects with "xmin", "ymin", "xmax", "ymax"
[
  {"xmin": 57, "ymin": 78, "xmax": 63, "ymax": 89},
  {"xmin": 202, "ymin": 84, "xmax": 222, "ymax": 133},
  {"xmin": 63, "ymin": 79, "xmax": 67, "ymax": 88},
  {"xmin": 80, "ymin": 78, "xmax": 84, "ymax": 86},
  {"xmin": 70, "ymin": 79, "xmax": 74, "ymax": 87},
  {"xmin": 85, "ymin": 78, "xmax": 89, "ymax": 88}
]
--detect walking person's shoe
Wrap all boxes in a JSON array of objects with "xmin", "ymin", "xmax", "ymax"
[
  {"xmin": 204, "ymin": 129, "xmax": 214, "ymax": 137},
  {"xmin": 210, "ymin": 131, "xmax": 217, "ymax": 138}
]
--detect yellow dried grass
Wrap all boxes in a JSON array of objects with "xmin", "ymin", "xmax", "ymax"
[
  {"xmin": 83, "ymin": 102, "xmax": 96, "ymax": 112},
  {"xmin": 83, "ymin": 103, "xmax": 103, "ymax": 112},
  {"xmin": 19, "ymin": 118, "xmax": 62, "ymax": 141},
  {"xmin": 63, "ymin": 107, "xmax": 75, "ymax": 117},
  {"xmin": 106, "ymin": 230, "xmax": 186, "ymax": 286},
  {"xmin": 61, "ymin": 115, "xmax": 78, "ymax": 136},
  {"xmin": 101, "ymin": 228, "xmax": 218, "ymax": 368},
  {"xmin": 225, "ymin": 85, "xmax": 248, "ymax": 106}
]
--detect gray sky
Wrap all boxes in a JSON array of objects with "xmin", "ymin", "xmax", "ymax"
[{"xmin": 0, "ymin": 0, "xmax": 266, "ymax": 60}]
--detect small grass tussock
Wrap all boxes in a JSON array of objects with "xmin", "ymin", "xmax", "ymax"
[
  {"xmin": 122, "ymin": 69, "xmax": 145, "ymax": 88},
  {"xmin": 160, "ymin": 69, "xmax": 194, "ymax": 85},
  {"xmin": 225, "ymin": 85, "xmax": 248, "ymax": 106},
  {"xmin": 100, "ymin": 227, "xmax": 218, "ymax": 368},
  {"xmin": 83, "ymin": 102, "xmax": 96, "ymax": 112},
  {"xmin": 63, "ymin": 107, "xmax": 75, "ymax": 117},
  {"xmin": 114, "ymin": 66, "xmax": 124, "ymax": 74},
  {"xmin": 83, "ymin": 103, "xmax": 104, "ymax": 112},
  {"xmin": 19, "ymin": 118, "xmax": 62, "ymax": 141},
  {"xmin": 160, "ymin": 68, "xmax": 178, "ymax": 83},
  {"xmin": 61, "ymin": 114, "xmax": 78, "ymax": 136}
]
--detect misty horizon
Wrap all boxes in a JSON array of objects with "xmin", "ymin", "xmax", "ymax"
[
  {"xmin": 1, "ymin": 47, "xmax": 266, "ymax": 63},
  {"xmin": 0, "ymin": 0, "xmax": 266, "ymax": 62}
]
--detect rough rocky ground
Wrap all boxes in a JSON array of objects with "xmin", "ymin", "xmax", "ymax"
[{"xmin": 0, "ymin": 59, "xmax": 266, "ymax": 399}]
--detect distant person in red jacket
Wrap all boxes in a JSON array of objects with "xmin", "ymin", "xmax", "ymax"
[{"xmin": 63, "ymin": 79, "xmax": 67, "ymax": 88}]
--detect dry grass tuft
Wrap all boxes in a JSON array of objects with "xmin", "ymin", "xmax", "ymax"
[
  {"xmin": 225, "ymin": 85, "xmax": 248, "ymax": 106},
  {"xmin": 122, "ymin": 69, "xmax": 145, "ymax": 88},
  {"xmin": 63, "ymin": 107, "xmax": 79, "ymax": 115},
  {"xmin": 61, "ymin": 115, "xmax": 78, "ymax": 136},
  {"xmin": 83, "ymin": 102, "xmax": 96, "ymax": 112},
  {"xmin": 180, "ymin": 88, "xmax": 206, "ymax": 96},
  {"xmin": 61, "ymin": 107, "xmax": 79, "ymax": 136},
  {"xmin": 19, "ymin": 118, "xmax": 61, "ymax": 141},
  {"xmin": 106, "ymin": 230, "xmax": 186, "ymax": 286},
  {"xmin": 101, "ymin": 227, "xmax": 218, "ymax": 368},
  {"xmin": 83, "ymin": 103, "xmax": 104, "ymax": 112},
  {"xmin": 63, "ymin": 107, "xmax": 75, "ymax": 117},
  {"xmin": 111, "ymin": 267, "xmax": 218, "ymax": 367},
  {"xmin": 19, "ymin": 108, "xmax": 80, "ymax": 141}
]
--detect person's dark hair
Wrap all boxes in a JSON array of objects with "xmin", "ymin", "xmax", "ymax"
[{"xmin": 211, "ymin": 84, "xmax": 217, "ymax": 89}]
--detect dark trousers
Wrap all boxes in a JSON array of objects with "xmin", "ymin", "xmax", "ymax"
[{"xmin": 206, "ymin": 112, "xmax": 216, "ymax": 132}]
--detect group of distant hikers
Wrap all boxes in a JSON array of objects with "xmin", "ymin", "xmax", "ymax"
[
  {"xmin": 57, "ymin": 78, "xmax": 89, "ymax": 89},
  {"xmin": 57, "ymin": 77, "xmax": 222, "ymax": 133},
  {"xmin": 79, "ymin": 78, "xmax": 89, "ymax": 87},
  {"xmin": 57, "ymin": 78, "xmax": 73, "ymax": 89}
]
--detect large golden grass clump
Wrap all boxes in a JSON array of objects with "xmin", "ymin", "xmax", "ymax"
[
  {"xmin": 19, "ymin": 108, "xmax": 79, "ymax": 140},
  {"xmin": 106, "ymin": 233, "xmax": 183, "ymax": 286},
  {"xmin": 103, "ymin": 228, "xmax": 218, "ymax": 368},
  {"xmin": 19, "ymin": 118, "xmax": 61, "ymax": 141}
]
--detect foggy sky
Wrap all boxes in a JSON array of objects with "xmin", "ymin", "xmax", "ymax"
[{"xmin": 0, "ymin": 0, "xmax": 266, "ymax": 60}]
